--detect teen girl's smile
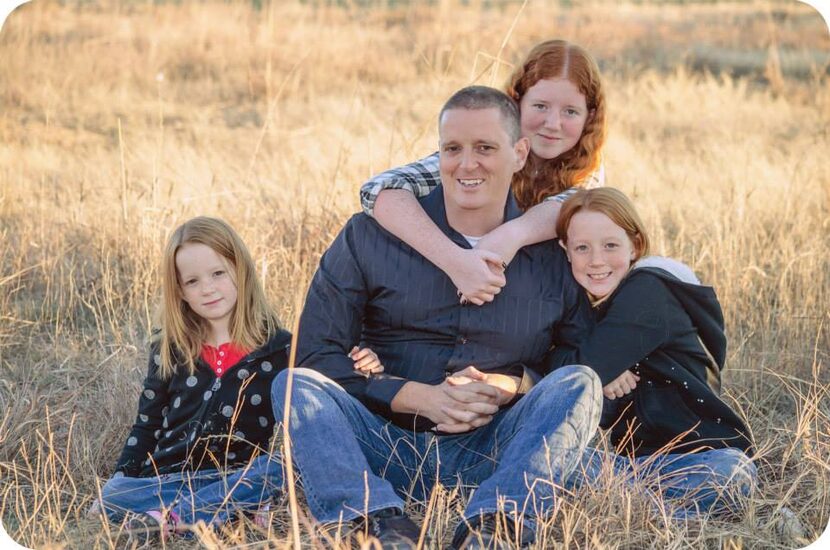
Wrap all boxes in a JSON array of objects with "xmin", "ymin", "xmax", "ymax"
[
  {"xmin": 560, "ymin": 210, "xmax": 636, "ymax": 301},
  {"xmin": 519, "ymin": 78, "xmax": 592, "ymax": 160}
]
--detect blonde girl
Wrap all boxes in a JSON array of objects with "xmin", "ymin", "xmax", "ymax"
[{"xmin": 92, "ymin": 217, "xmax": 381, "ymax": 541}]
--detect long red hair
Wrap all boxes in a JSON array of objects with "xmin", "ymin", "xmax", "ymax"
[{"xmin": 505, "ymin": 39, "xmax": 607, "ymax": 210}]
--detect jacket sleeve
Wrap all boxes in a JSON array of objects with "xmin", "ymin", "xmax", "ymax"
[
  {"xmin": 295, "ymin": 217, "xmax": 407, "ymax": 417},
  {"xmin": 554, "ymin": 273, "xmax": 673, "ymax": 385},
  {"xmin": 114, "ymin": 345, "xmax": 170, "ymax": 476},
  {"xmin": 549, "ymin": 255, "xmax": 593, "ymax": 359},
  {"xmin": 359, "ymin": 152, "xmax": 441, "ymax": 217}
]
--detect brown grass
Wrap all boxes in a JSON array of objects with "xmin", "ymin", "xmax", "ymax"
[{"xmin": 1, "ymin": 0, "xmax": 828, "ymax": 548}]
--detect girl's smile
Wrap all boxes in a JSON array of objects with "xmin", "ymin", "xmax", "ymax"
[
  {"xmin": 175, "ymin": 242, "xmax": 238, "ymax": 333},
  {"xmin": 560, "ymin": 210, "xmax": 637, "ymax": 301}
]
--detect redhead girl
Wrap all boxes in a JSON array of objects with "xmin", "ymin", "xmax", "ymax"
[
  {"xmin": 553, "ymin": 188, "xmax": 755, "ymax": 517},
  {"xmin": 359, "ymin": 39, "xmax": 606, "ymax": 304},
  {"xmin": 91, "ymin": 217, "xmax": 381, "ymax": 542}
]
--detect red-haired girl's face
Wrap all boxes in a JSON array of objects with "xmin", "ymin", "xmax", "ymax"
[
  {"xmin": 560, "ymin": 210, "xmax": 636, "ymax": 301},
  {"xmin": 519, "ymin": 78, "xmax": 591, "ymax": 160}
]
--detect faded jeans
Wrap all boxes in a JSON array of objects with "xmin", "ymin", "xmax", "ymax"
[
  {"xmin": 270, "ymin": 364, "xmax": 603, "ymax": 533},
  {"xmin": 97, "ymin": 453, "xmax": 284, "ymax": 525},
  {"xmin": 568, "ymin": 445, "xmax": 757, "ymax": 519}
]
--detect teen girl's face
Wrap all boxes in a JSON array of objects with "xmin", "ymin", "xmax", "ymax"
[
  {"xmin": 175, "ymin": 242, "xmax": 238, "ymax": 330},
  {"xmin": 519, "ymin": 78, "xmax": 591, "ymax": 160},
  {"xmin": 560, "ymin": 210, "xmax": 636, "ymax": 301}
]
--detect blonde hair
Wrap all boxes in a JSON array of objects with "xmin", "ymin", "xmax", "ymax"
[
  {"xmin": 156, "ymin": 217, "xmax": 280, "ymax": 378},
  {"xmin": 556, "ymin": 187, "xmax": 650, "ymax": 261},
  {"xmin": 505, "ymin": 39, "xmax": 607, "ymax": 210}
]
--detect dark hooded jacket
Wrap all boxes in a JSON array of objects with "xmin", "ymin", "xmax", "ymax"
[
  {"xmin": 114, "ymin": 329, "xmax": 292, "ymax": 477},
  {"xmin": 552, "ymin": 257, "xmax": 752, "ymax": 457}
]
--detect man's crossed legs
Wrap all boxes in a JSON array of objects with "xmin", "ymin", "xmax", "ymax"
[{"xmin": 271, "ymin": 364, "xmax": 603, "ymax": 546}]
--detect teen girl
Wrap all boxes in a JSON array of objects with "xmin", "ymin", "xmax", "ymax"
[
  {"xmin": 554, "ymin": 188, "xmax": 756, "ymax": 517},
  {"xmin": 91, "ymin": 217, "xmax": 382, "ymax": 539},
  {"xmin": 359, "ymin": 39, "xmax": 606, "ymax": 304}
]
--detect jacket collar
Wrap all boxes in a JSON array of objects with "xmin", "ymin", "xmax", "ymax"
[{"xmin": 419, "ymin": 184, "xmax": 526, "ymax": 253}]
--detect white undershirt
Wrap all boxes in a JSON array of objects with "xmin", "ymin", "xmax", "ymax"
[{"xmin": 461, "ymin": 234, "xmax": 481, "ymax": 248}]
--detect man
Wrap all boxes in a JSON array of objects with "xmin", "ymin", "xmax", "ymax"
[{"xmin": 272, "ymin": 86, "xmax": 602, "ymax": 548}]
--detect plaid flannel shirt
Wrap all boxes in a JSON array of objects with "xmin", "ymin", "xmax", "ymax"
[{"xmin": 359, "ymin": 151, "xmax": 605, "ymax": 217}]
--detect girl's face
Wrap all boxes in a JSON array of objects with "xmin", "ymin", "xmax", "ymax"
[
  {"xmin": 176, "ymin": 242, "xmax": 238, "ymax": 329},
  {"xmin": 519, "ymin": 78, "xmax": 591, "ymax": 160},
  {"xmin": 561, "ymin": 210, "xmax": 637, "ymax": 301}
]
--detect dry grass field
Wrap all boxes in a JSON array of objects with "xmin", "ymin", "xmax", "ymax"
[{"xmin": 1, "ymin": 0, "xmax": 829, "ymax": 548}]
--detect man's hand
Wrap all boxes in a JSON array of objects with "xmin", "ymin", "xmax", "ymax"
[
  {"xmin": 448, "ymin": 248, "xmax": 506, "ymax": 306},
  {"xmin": 391, "ymin": 380, "xmax": 500, "ymax": 434},
  {"xmin": 603, "ymin": 370, "xmax": 640, "ymax": 400},
  {"xmin": 447, "ymin": 366, "xmax": 519, "ymax": 406},
  {"xmin": 435, "ymin": 366, "xmax": 521, "ymax": 433}
]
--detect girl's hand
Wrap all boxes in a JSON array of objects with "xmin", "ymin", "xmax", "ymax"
[
  {"xmin": 603, "ymin": 370, "xmax": 640, "ymax": 400},
  {"xmin": 350, "ymin": 346, "xmax": 384, "ymax": 375},
  {"xmin": 449, "ymin": 248, "xmax": 506, "ymax": 306}
]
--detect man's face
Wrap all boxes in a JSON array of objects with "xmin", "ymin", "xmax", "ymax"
[{"xmin": 438, "ymin": 107, "xmax": 529, "ymax": 214}]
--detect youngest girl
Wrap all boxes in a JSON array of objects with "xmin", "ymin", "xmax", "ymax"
[
  {"xmin": 553, "ymin": 188, "xmax": 755, "ymax": 518},
  {"xmin": 93, "ymin": 216, "xmax": 381, "ymax": 540}
]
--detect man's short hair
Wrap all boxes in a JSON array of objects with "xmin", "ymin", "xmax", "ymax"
[{"xmin": 439, "ymin": 86, "xmax": 521, "ymax": 143}]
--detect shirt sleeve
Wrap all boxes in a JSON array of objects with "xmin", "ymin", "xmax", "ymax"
[
  {"xmin": 554, "ymin": 273, "xmax": 673, "ymax": 386},
  {"xmin": 114, "ymin": 345, "xmax": 170, "ymax": 476},
  {"xmin": 295, "ymin": 217, "xmax": 407, "ymax": 417},
  {"xmin": 359, "ymin": 152, "xmax": 441, "ymax": 217}
]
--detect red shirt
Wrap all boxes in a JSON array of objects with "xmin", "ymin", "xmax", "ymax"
[{"xmin": 200, "ymin": 342, "xmax": 249, "ymax": 378}]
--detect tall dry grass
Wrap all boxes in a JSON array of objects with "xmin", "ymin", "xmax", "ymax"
[{"xmin": 0, "ymin": 0, "xmax": 828, "ymax": 548}]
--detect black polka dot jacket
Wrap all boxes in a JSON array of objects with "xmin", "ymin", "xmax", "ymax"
[
  {"xmin": 550, "ymin": 257, "xmax": 752, "ymax": 457},
  {"xmin": 114, "ymin": 329, "xmax": 292, "ymax": 477}
]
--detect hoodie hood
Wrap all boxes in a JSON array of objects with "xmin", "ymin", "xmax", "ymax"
[{"xmin": 631, "ymin": 256, "xmax": 726, "ymax": 391}]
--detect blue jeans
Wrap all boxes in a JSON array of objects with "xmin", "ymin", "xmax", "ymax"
[
  {"xmin": 568, "ymin": 445, "xmax": 756, "ymax": 519},
  {"xmin": 271, "ymin": 365, "xmax": 602, "ymax": 530},
  {"xmin": 98, "ymin": 454, "xmax": 284, "ymax": 525}
]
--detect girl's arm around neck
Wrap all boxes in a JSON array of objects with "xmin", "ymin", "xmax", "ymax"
[{"xmin": 373, "ymin": 189, "xmax": 506, "ymax": 305}]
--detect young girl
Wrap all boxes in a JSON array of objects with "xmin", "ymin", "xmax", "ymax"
[
  {"xmin": 359, "ymin": 39, "xmax": 607, "ymax": 304},
  {"xmin": 553, "ymin": 188, "xmax": 755, "ymax": 517},
  {"xmin": 92, "ymin": 216, "xmax": 382, "ymax": 540}
]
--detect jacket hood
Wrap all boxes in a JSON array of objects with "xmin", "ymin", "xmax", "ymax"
[{"xmin": 631, "ymin": 256, "xmax": 727, "ymax": 378}]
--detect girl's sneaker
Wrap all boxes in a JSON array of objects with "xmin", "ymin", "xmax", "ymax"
[
  {"xmin": 126, "ymin": 510, "xmax": 180, "ymax": 546},
  {"xmin": 253, "ymin": 501, "xmax": 272, "ymax": 530}
]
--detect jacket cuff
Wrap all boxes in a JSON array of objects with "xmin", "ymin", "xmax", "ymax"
[{"xmin": 363, "ymin": 376, "xmax": 409, "ymax": 417}]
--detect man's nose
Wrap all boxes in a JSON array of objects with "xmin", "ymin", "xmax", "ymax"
[{"xmin": 459, "ymin": 150, "xmax": 478, "ymax": 171}]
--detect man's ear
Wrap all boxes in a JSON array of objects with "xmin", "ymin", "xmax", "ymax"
[{"xmin": 513, "ymin": 137, "xmax": 530, "ymax": 172}]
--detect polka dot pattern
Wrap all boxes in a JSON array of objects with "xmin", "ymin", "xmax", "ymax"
[
  {"xmin": 221, "ymin": 406, "xmax": 234, "ymax": 418},
  {"xmin": 261, "ymin": 361, "xmax": 272, "ymax": 372},
  {"xmin": 143, "ymin": 389, "xmax": 155, "ymax": 400},
  {"xmin": 153, "ymin": 354, "xmax": 161, "ymax": 366},
  {"xmin": 173, "ymin": 396, "xmax": 181, "ymax": 408},
  {"xmin": 258, "ymin": 416, "xmax": 268, "ymax": 427},
  {"xmin": 139, "ymin": 414, "xmax": 148, "ymax": 422},
  {"xmin": 186, "ymin": 376, "xmax": 198, "ymax": 387},
  {"xmin": 203, "ymin": 391, "xmax": 212, "ymax": 401},
  {"xmin": 237, "ymin": 369, "xmax": 250, "ymax": 380},
  {"xmin": 127, "ymin": 436, "xmax": 137, "ymax": 446},
  {"xmin": 250, "ymin": 394, "xmax": 262, "ymax": 406}
]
